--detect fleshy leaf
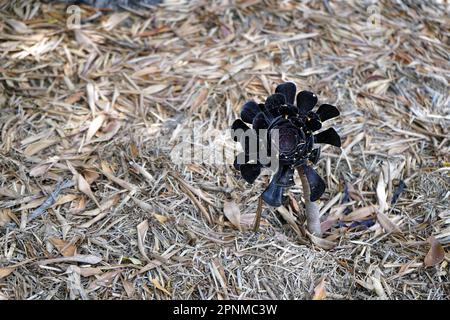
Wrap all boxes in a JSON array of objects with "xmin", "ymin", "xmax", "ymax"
[
  {"xmin": 314, "ymin": 128, "xmax": 341, "ymax": 147},
  {"xmin": 275, "ymin": 82, "xmax": 296, "ymax": 105},
  {"xmin": 273, "ymin": 165, "xmax": 295, "ymax": 187},
  {"xmin": 240, "ymin": 163, "xmax": 262, "ymax": 184},
  {"xmin": 302, "ymin": 165, "xmax": 326, "ymax": 201},
  {"xmin": 252, "ymin": 112, "xmax": 268, "ymax": 130},
  {"xmin": 306, "ymin": 118, "xmax": 322, "ymax": 132},
  {"xmin": 261, "ymin": 179, "xmax": 284, "ymax": 207},
  {"xmin": 264, "ymin": 93, "xmax": 285, "ymax": 117},
  {"xmin": 241, "ymin": 101, "xmax": 260, "ymax": 124},
  {"xmin": 309, "ymin": 148, "xmax": 321, "ymax": 164},
  {"xmin": 296, "ymin": 90, "xmax": 318, "ymax": 113},
  {"xmin": 231, "ymin": 119, "xmax": 250, "ymax": 142},
  {"xmin": 316, "ymin": 104, "xmax": 340, "ymax": 121}
]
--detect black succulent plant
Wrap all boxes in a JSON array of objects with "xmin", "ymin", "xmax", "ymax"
[{"xmin": 231, "ymin": 82, "xmax": 341, "ymax": 207}]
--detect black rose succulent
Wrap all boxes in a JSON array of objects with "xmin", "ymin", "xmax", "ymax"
[{"xmin": 231, "ymin": 82, "xmax": 341, "ymax": 207}]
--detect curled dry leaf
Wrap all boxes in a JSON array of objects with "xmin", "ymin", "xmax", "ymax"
[
  {"xmin": 86, "ymin": 114, "xmax": 106, "ymax": 142},
  {"xmin": 342, "ymin": 206, "xmax": 376, "ymax": 222},
  {"xmin": 67, "ymin": 161, "xmax": 100, "ymax": 208},
  {"xmin": 0, "ymin": 187, "xmax": 18, "ymax": 198},
  {"xmin": 424, "ymin": 236, "xmax": 445, "ymax": 267},
  {"xmin": 88, "ymin": 270, "xmax": 122, "ymax": 291},
  {"xmin": 137, "ymin": 220, "xmax": 150, "ymax": 261},
  {"xmin": 223, "ymin": 200, "xmax": 241, "ymax": 231},
  {"xmin": 88, "ymin": 120, "xmax": 121, "ymax": 144},
  {"xmin": 102, "ymin": 12, "xmax": 130, "ymax": 31},
  {"xmin": 191, "ymin": 88, "xmax": 208, "ymax": 111},
  {"xmin": 240, "ymin": 213, "xmax": 269, "ymax": 230},
  {"xmin": 81, "ymin": 169, "xmax": 100, "ymax": 185},
  {"xmin": 0, "ymin": 268, "xmax": 15, "ymax": 279},
  {"xmin": 75, "ymin": 29, "xmax": 98, "ymax": 52},
  {"xmin": 377, "ymin": 211, "xmax": 401, "ymax": 234},
  {"xmin": 78, "ymin": 267, "xmax": 102, "ymax": 277},
  {"xmin": 151, "ymin": 278, "xmax": 171, "ymax": 296},
  {"xmin": 5, "ymin": 19, "xmax": 30, "ymax": 33},
  {"xmin": 53, "ymin": 194, "xmax": 78, "ymax": 207},
  {"xmin": 122, "ymin": 278, "xmax": 136, "ymax": 298},
  {"xmin": 307, "ymin": 232, "xmax": 336, "ymax": 250},
  {"xmin": 23, "ymin": 139, "xmax": 59, "ymax": 157},
  {"xmin": 142, "ymin": 84, "xmax": 167, "ymax": 95},
  {"xmin": 37, "ymin": 254, "xmax": 103, "ymax": 266},
  {"xmin": 347, "ymin": 183, "xmax": 363, "ymax": 201},
  {"xmin": 312, "ymin": 277, "xmax": 327, "ymax": 300},
  {"xmin": 77, "ymin": 173, "xmax": 101, "ymax": 208}
]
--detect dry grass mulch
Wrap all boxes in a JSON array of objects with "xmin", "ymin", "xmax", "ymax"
[{"xmin": 0, "ymin": 0, "xmax": 449, "ymax": 299}]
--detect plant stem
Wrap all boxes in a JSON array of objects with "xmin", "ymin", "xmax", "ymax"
[
  {"xmin": 253, "ymin": 196, "xmax": 263, "ymax": 232},
  {"xmin": 297, "ymin": 167, "xmax": 322, "ymax": 237}
]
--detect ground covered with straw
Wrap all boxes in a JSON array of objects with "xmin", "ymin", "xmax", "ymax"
[{"xmin": 0, "ymin": 0, "xmax": 449, "ymax": 300}]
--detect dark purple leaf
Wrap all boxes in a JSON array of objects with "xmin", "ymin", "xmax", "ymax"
[
  {"xmin": 309, "ymin": 148, "xmax": 320, "ymax": 164},
  {"xmin": 314, "ymin": 128, "xmax": 341, "ymax": 147},
  {"xmin": 252, "ymin": 112, "xmax": 268, "ymax": 130},
  {"xmin": 302, "ymin": 165, "xmax": 326, "ymax": 201},
  {"xmin": 241, "ymin": 101, "xmax": 260, "ymax": 124},
  {"xmin": 296, "ymin": 90, "xmax": 317, "ymax": 113},
  {"xmin": 316, "ymin": 104, "xmax": 340, "ymax": 121},
  {"xmin": 231, "ymin": 119, "xmax": 249, "ymax": 142},
  {"xmin": 275, "ymin": 82, "xmax": 296, "ymax": 104},
  {"xmin": 391, "ymin": 180, "xmax": 407, "ymax": 205},
  {"xmin": 261, "ymin": 179, "xmax": 284, "ymax": 207},
  {"xmin": 264, "ymin": 93, "xmax": 285, "ymax": 118},
  {"xmin": 240, "ymin": 163, "xmax": 262, "ymax": 184},
  {"xmin": 273, "ymin": 165, "xmax": 295, "ymax": 187},
  {"xmin": 306, "ymin": 118, "xmax": 322, "ymax": 132}
]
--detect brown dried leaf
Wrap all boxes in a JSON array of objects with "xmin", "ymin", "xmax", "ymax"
[
  {"xmin": 77, "ymin": 173, "xmax": 101, "ymax": 207},
  {"xmin": 312, "ymin": 277, "xmax": 327, "ymax": 300},
  {"xmin": 129, "ymin": 143, "xmax": 139, "ymax": 158},
  {"xmin": 342, "ymin": 206, "xmax": 376, "ymax": 222},
  {"xmin": 102, "ymin": 12, "xmax": 130, "ymax": 31},
  {"xmin": 49, "ymin": 237, "xmax": 77, "ymax": 257},
  {"xmin": 37, "ymin": 254, "xmax": 102, "ymax": 265},
  {"xmin": 82, "ymin": 169, "xmax": 100, "ymax": 185},
  {"xmin": 89, "ymin": 120, "xmax": 121, "ymax": 143},
  {"xmin": 100, "ymin": 166, "xmax": 137, "ymax": 191},
  {"xmin": 137, "ymin": 220, "xmax": 150, "ymax": 261},
  {"xmin": 122, "ymin": 278, "xmax": 136, "ymax": 298},
  {"xmin": 86, "ymin": 114, "xmax": 106, "ymax": 142},
  {"xmin": 191, "ymin": 88, "xmax": 208, "ymax": 111},
  {"xmin": 5, "ymin": 19, "xmax": 30, "ymax": 34},
  {"xmin": 0, "ymin": 187, "xmax": 18, "ymax": 198},
  {"xmin": 223, "ymin": 200, "xmax": 241, "ymax": 231},
  {"xmin": 347, "ymin": 183, "xmax": 363, "ymax": 201},
  {"xmin": 78, "ymin": 267, "xmax": 102, "ymax": 277},
  {"xmin": 53, "ymin": 194, "xmax": 78, "ymax": 207},
  {"xmin": 88, "ymin": 270, "xmax": 122, "ymax": 291},
  {"xmin": 377, "ymin": 211, "xmax": 401, "ymax": 233},
  {"xmin": 75, "ymin": 29, "xmax": 98, "ymax": 51},
  {"xmin": 23, "ymin": 139, "xmax": 59, "ymax": 157},
  {"xmin": 424, "ymin": 236, "xmax": 445, "ymax": 267},
  {"xmin": 142, "ymin": 84, "xmax": 167, "ymax": 95},
  {"xmin": 0, "ymin": 267, "xmax": 15, "ymax": 279},
  {"xmin": 308, "ymin": 232, "xmax": 336, "ymax": 250}
]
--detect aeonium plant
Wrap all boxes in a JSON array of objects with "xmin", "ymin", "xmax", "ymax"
[{"xmin": 231, "ymin": 82, "xmax": 341, "ymax": 237}]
